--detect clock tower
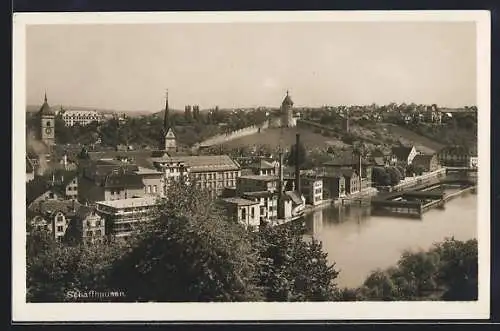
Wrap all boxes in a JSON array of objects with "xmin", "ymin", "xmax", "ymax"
[{"xmin": 39, "ymin": 92, "xmax": 55, "ymax": 146}]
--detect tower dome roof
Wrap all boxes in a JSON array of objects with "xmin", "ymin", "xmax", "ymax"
[
  {"xmin": 282, "ymin": 91, "xmax": 294, "ymax": 107},
  {"xmin": 39, "ymin": 93, "xmax": 55, "ymax": 116}
]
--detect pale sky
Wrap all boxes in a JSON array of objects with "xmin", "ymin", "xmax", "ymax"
[{"xmin": 26, "ymin": 22, "xmax": 477, "ymax": 111}]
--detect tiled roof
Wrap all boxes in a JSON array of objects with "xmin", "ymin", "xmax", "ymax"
[
  {"xmin": 221, "ymin": 197, "xmax": 260, "ymax": 206},
  {"xmin": 30, "ymin": 199, "xmax": 82, "ymax": 216},
  {"xmin": 168, "ymin": 155, "xmax": 240, "ymax": 172},
  {"xmin": 103, "ymin": 172, "xmax": 144, "ymax": 189}
]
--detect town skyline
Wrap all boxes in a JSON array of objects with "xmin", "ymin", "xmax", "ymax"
[{"xmin": 26, "ymin": 21, "xmax": 476, "ymax": 112}]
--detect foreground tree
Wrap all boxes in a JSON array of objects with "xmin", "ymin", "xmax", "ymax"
[
  {"xmin": 26, "ymin": 230, "xmax": 126, "ymax": 302},
  {"xmin": 107, "ymin": 182, "xmax": 264, "ymax": 302},
  {"xmin": 359, "ymin": 238, "xmax": 478, "ymax": 301},
  {"xmin": 256, "ymin": 223, "xmax": 339, "ymax": 301}
]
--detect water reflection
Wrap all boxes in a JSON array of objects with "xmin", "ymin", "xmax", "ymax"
[{"xmin": 304, "ymin": 192, "xmax": 477, "ymax": 288}]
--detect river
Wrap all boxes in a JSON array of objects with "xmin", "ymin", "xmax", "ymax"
[{"xmin": 303, "ymin": 191, "xmax": 477, "ymax": 288}]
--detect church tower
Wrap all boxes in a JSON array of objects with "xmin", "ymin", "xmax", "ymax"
[
  {"xmin": 161, "ymin": 90, "xmax": 177, "ymax": 151},
  {"xmin": 280, "ymin": 90, "xmax": 295, "ymax": 128},
  {"xmin": 39, "ymin": 92, "xmax": 55, "ymax": 146}
]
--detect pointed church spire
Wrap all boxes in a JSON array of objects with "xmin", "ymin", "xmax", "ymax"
[{"xmin": 44, "ymin": 91, "xmax": 47, "ymax": 103}]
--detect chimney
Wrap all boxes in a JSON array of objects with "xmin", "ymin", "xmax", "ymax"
[
  {"xmin": 295, "ymin": 133, "xmax": 301, "ymax": 194},
  {"xmin": 278, "ymin": 152, "xmax": 284, "ymax": 193}
]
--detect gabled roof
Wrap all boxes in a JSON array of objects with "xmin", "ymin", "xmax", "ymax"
[
  {"xmin": 391, "ymin": 146, "xmax": 415, "ymax": 160},
  {"xmin": 285, "ymin": 191, "xmax": 303, "ymax": 206},
  {"xmin": 30, "ymin": 199, "xmax": 81, "ymax": 216},
  {"xmin": 340, "ymin": 169, "xmax": 357, "ymax": 178}
]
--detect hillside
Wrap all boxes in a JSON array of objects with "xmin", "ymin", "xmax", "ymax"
[
  {"xmin": 221, "ymin": 127, "xmax": 348, "ymax": 150},
  {"xmin": 378, "ymin": 123, "xmax": 446, "ymax": 153}
]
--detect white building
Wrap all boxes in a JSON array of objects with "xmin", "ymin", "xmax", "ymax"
[
  {"xmin": 61, "ymin": 110, "xmax": 101, "ymax": 127},
  {"xmin": 95, "ymin": 196, "xmax": 161, "ymax": 240}
]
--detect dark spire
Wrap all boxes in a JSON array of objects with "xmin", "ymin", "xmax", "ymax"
[{"xmin": 44, "ymin": 91, "xmax": 47, "ymax": 103}]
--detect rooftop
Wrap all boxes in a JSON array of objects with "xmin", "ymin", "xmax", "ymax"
[
  {"xmin": 134, "ymin": 166, "xmax": 163, "ymax": 175},
  {"xmin": 221, "ymin": 197, "xmax": 260, "ymax": 206},
  {"xmin": 239, "ymin": 175, "xmax": 278, "ymax": 182},
  {"xmin": 153, "ymin": 155, "xmax": 240, "ymax": 172},
  {"xmin": 96, "ymin": 196, "xmax": 161, "ymax": 209}
]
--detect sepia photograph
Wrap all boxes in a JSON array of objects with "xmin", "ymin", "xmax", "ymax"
[{"xmin": 12, "ymin": 11, "xmax": 490, "ymax": 321}]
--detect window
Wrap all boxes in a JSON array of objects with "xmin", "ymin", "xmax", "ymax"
[
  {"xmin": 46, "ymin": 121, "xmax": 51, "ymax": 127},
  {"xmin": 241, "ymin": 208, "xmax": 246, "ymax": 220},
  {"xmin": 95, "ymin": 230, "xmax": 102, "ymax": 236},
  {"xmin": 96, "ymin": 220, "xmax": 101, "ymax": 227},
  {"xmin": 48, "ymin": 192, "xmax": 54, "ymax": 199},
  {"xmin": 57, "ymin": 225, "xmax": 64, "ymax": 232},
  {"xmin": 153, "ymin": 185, "xmax": 157, "ymax": 193},
  {"xmin": 147, "ymin": 185, "xmax": 151, "ymax": 193},
  {"xmin": 251, "ymin": 207, "xmax": 255, "ymax": 219}
]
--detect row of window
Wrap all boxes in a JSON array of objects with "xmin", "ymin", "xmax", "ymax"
[
  {"xmin": 145, "ymin": 185, "xmax": 158, "ymax": 194},
  {"xmin": 192, "ymin": 171, "xmax": 238, "ymax": 181}
]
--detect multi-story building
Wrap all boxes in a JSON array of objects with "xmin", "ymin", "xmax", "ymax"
[
  {"xmin": 163, "ymin": 155, "xmax": 241, "ymax": 199},
  {"xmin": 73, "ymin": 206, "xmax": 106, "ymax": 244},
  {"xmin": 27, "ymin": 199, "xmax": 80, "ymax": 242},
  {"xmin": 61, "ymin": 109, "xmax": 100, "ymax": 127},
  {"xmin": 300, "ymin": 176, "xmax": 323, "ymax": 206},
  {"xmin": 321, "ymin": 174, "xmax": 346, "ymax": 199},
  {"xmin": 38, "ymin": 93, "xmax": 56, "ymax": 147},
  {"xmin": 219, "ymin": 197, "xmax": 261, "ymax": 229},
  {"xmin": 237, "ymin": 175, "xmax": 279, "ymax": 194},
  {"xmin": 247, "ymin": 159, "xmax": 276, "ymax": 176},
  {"xmin": 95, "ymin": 196, "xmax": 160, "ymax": 240},
  {"xmin": 411, "ymin": 153, "xmax": 440, "ymax": 172},
  {"xmin": 390, "ymin": 145, "xmax": 418, "ymax": 166},
  {"xmin": 241, "ymin": 191, "xmax": 279, "ymax": 223}
]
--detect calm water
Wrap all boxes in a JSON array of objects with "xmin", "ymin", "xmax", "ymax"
[{"xmin": 304, "ymin": 191, "xmax": 477, "ymax": 288}]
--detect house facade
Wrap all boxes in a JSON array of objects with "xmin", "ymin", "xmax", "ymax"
[
  {"xmin": 220, "ymin": 197, "xmax": 261, "ymax": 229},
  {"xmin": 411, "ymin": 154, "xmax": 440, "ymax": 172},
  {"xmin": 241, "ymin": 191, "xmax": 279, "ymax": 223},
  {"xmin": 300, "ymin": 176, "xmax": 323, "ymax": 206},
  {"xmin": 95, "ymin": 196, "xmax": 160, "ymax": 240}
]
